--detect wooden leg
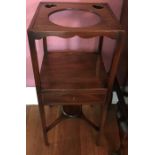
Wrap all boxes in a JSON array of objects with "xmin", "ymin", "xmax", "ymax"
[
  {"xmin": 38, "ymin": 104, "xmax": 49, "ymax": 145},
  {"xmin": 43, "ymin": 37, "xmax": 48, "ymax": 54},
  {"xmin": 97, "ymin": 94, "xmax": 111, "ymax": 146},
  {"xmin": 108, "ymin": 92, "xmax": 113, "ymax": 110}
]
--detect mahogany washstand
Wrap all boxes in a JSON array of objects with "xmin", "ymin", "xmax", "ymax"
[{"xmin": 27, "ymin": 2, "xmax": 125, "ymax": 146}]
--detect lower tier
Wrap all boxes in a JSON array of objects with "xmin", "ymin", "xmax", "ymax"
[{"xmin": 40, "ymin": 51, "xmax": 108, "ymax": 105}]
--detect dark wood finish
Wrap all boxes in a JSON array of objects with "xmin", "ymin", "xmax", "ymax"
[
  {"xmin": 40, "ymin": 52, "xmax": 107, "ymax": 105},
  {"xmin": 43, "ymin": 37, "xmax": 48, "ymax": 54},
  {"xmin": 38, "ymin": 104, "xmax": 49, "ymax": 145},
  {"xmin": 40, "ymin": 52, "xmax": 106, "ymax": 90},
  {"xmin": 27, "ymin": 35, "xmax": 41, "ymax": 90},
  {"xmin": 26, "ymin": 105, "xmax": 120, "ymax": 155},
  {"xmin": 28, "ymin": 2, "xmax": 124, "ymax": 39},
  {"xmin": 113, "ymin": 1, "xmax": 128, "ymax": 152},
  {"xmin": 97, "ymin": 33, "xmax": 125, "ymax": 145},
  {"xmin": 116, "ymin": 114, "xmax": 128, "ymax": 155},
  {"xmin": 118, "ymin": 0, "xmax": 128, "ymax": 87},
  {"xmin": 97, "ymin": 36, "xmax": 104, "ymax": 53},
  {"xmin": 96, "ymin": 36, "xmax": 104, "ymax": 79},
  {"xmin": 27, "ymin": 2, "xmax": 125, "ymax": 146}
]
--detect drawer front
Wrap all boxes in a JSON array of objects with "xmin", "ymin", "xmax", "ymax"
[{"xmin": 41, "ymin": 89, "xmax": 107, "ymax": 105}]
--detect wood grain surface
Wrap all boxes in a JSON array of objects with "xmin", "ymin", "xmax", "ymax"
[
  {"xmin": 26, "ymin": 105, "xmax": 120, "ymax": 155},
  {"xmin": 28, "ymin": 2, "xmax": 124, "ymax": 39},
  {"xmin": 40, "ymin": 51, "xmax": 107, "ymax": 105},
  {"xmin": 27, "ymin": 2, "xmax": 125, "ymax": 146}
]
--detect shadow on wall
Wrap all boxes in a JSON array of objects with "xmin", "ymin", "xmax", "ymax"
[{"xmin": 26, "ymin": 0, "xmax": 123, "ymax": 86}]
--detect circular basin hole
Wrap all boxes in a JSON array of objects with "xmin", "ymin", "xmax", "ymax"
[
  {"xmin": 93, "ymin": 4, "xmax": 104, "ymax": 9},
  {"xmin": 45, "ymin": 3, "xmax": 56, "ymax": 8},
  {"xmin": 49, "ymin": 9, "xmax": 101, "ymax": 28}
]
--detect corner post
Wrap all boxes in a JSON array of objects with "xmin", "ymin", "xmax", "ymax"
[{"xmin": 97, "ymin": 32, "xmax": 126, "ymax": 146}]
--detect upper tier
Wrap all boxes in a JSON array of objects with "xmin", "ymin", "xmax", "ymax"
[{"xmin": 28, "ymin": 2, "xmax": 124, "ymax": 39}]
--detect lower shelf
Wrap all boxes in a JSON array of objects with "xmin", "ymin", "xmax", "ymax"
[{"xmin": 40, "ymin": 51, "xmax": 107, "ymax": 105}]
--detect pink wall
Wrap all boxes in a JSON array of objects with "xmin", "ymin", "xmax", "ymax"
[{"xmin": 26, "ymin": 0, "xmax": 123, "ymax": 86}]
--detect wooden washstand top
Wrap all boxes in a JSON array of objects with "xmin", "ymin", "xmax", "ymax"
[{"xmin": 28, "ymin": 2, "xmax": 125, "ymax": 39}]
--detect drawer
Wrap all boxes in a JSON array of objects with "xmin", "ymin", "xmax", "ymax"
[{"xmin": 41, "ymin": 89, "xmax": 107, "ymax": 105}]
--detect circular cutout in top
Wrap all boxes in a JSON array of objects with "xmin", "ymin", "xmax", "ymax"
[
  {"xmin": 45, "ymin": 3, "xmax": 56, "ymax": 8},
  {"xmin": 93, "ymin": 4, "xmax": 104, "ymax": 9},
  {"xmin": 49, "ymin": 9, "xmax": 101, "ymax": 28}
]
